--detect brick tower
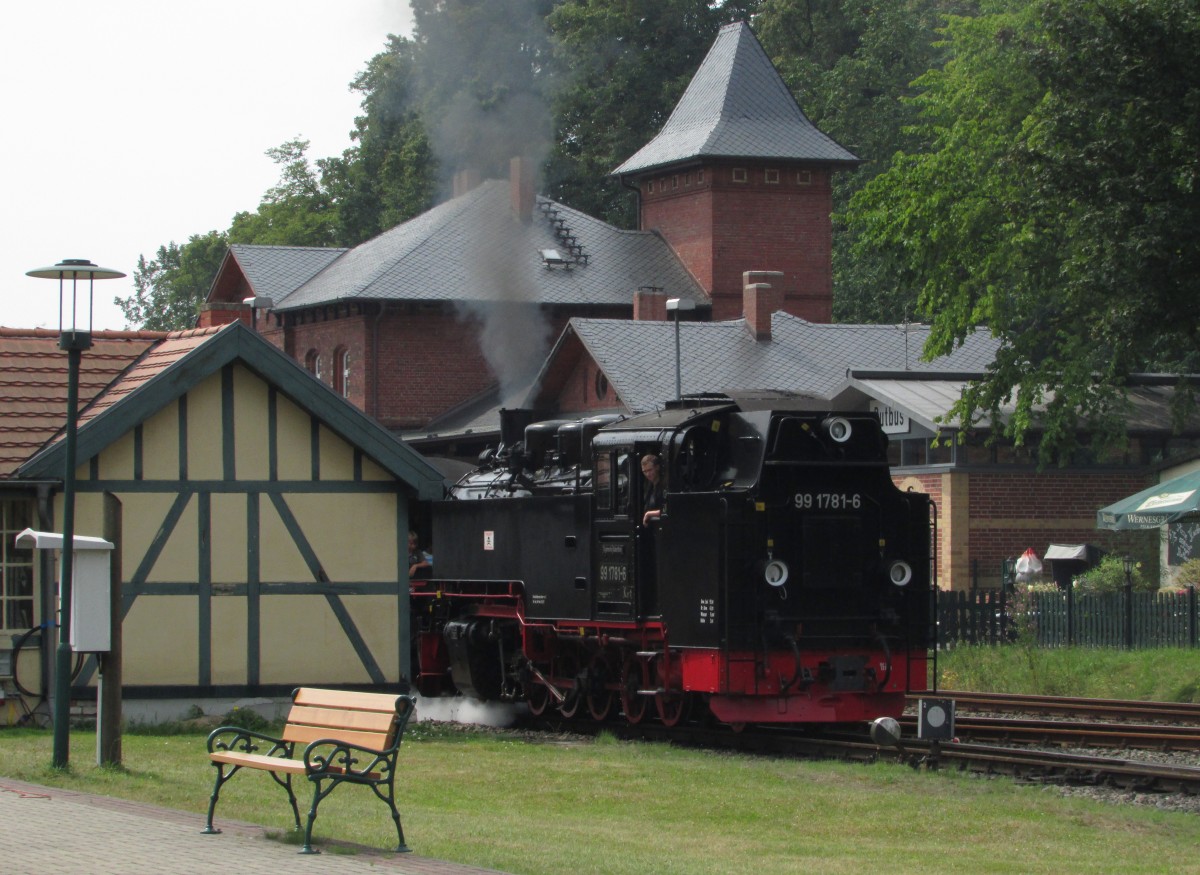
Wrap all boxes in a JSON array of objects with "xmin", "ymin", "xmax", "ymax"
[{"xmin": 613, "ymin": 22, "xmax": 859, "ymax": 322}]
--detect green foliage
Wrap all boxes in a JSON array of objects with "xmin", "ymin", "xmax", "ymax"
[
  {"xmin": 848, "ymin": 0, "xmax": 1200, "ymax": 464},
  {"xmin": 228, "ymin": 139, "xmax": 340, "ymax": 247},
  {"xmin": 545, "ymin": 0, "xmax": 748, "ymax": 227},
  {"xmin": 326, "ymin": 34, "xmax": 438, "ymax": 243},
  {"xmin": 217, "ymin": 705, "xmax": 273, "ymax": 733},
  {"xmin": 756, "ymin": 0, "xmax": 978, "ymax": 323},
  {"xmin": 1176, "ymin": 558, "xmax": 1200, "ymax": 589},
  {"xmin": 1072, "ymin": 555, "xmax": 1155, "ymax": 595},
  {"xmin": 116, "ymin": 231, "xmax": 228, "ymax": 331}
]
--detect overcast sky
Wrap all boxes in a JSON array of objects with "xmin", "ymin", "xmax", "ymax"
[{"xmin": 1, "ymin": 1, "xmax": 414, "ymax": 331}]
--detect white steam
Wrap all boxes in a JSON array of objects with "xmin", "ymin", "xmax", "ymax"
[{"xmin": 414, "ymin": 694, "xmax": 523, "ymax": 728}]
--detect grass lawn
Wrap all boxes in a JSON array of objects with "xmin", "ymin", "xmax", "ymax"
[{"xmin": 3, "ymin": 719, "xmax": 1200, "ymax": 875}]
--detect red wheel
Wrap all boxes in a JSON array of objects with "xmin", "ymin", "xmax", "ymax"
[
  {"xmin": 558, "ymin": 655, "xmax": 583, "ymax": 719},
  {"xmin": 654, "ymin": 652, "xmax": 689, "ymax": 726},
  {"xmin": 620, "ymin": 656, "xmax": 649, "ymax": 725},
  {"xmin": 526, "ymin": 679, "xmax": 550, "ymax": 716},
  {"xmin": 656, "ymin": 692, "xmax": 690, "ymax": 727},
  {"xmin": 586, "ymin": 652, "xmax": 616, "ymax": 722}
]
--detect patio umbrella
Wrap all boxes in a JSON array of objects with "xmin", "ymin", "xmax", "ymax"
[{"xmin": 1096, "ymin": 469, "xmax": 1200, "ymax": 530}]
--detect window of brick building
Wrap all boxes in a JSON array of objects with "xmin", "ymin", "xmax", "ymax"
[
  {"xmin": 796, "ymin": 170, "xmax": 812, "ymax": 185},
  {"xmin": 336, "ymin": 348, "xmax": 351, "ymax": 398},
  {"xmin": 764, "ymin": 168, "xmax": 780, "ymax": 184},
  {"xmin": 732, "ymin": 168, "xmax": 747, "ymax": 183},
  {"xmin": 305, "ymin": 349, "xmax": 324, "ymax": 383},
  {"xmin": 1, "ymin": 498, "xmax": 34, "ymax": 630}
]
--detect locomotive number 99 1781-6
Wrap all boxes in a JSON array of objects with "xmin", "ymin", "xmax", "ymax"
[{"xmin": 794, "ymin": 492, "xmax": 862, "ymax": 510}]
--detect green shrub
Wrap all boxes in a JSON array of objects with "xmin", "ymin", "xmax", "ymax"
[
  {"xmin": 1072, "ymin": 555, "xmax": 1155, "ymax": 594},
  {"xmin": 220, "ymin": 705, "xmax": 272, "ymax": 733},
  {"xmin": 1176, "ymin": 558, "xmax": 1200, "ymax": 588}
]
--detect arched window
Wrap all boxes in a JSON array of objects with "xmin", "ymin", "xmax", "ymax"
[
  {"xmin": 305, "ymin": 349, "xmax": 323, "ymax": 383},
  {"xmin": 335, "ymin": 348, "xmax": 351, "ymax": 398}
]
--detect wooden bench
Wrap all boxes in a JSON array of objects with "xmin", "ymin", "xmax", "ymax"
[{"xmin": 202, "ymin": 687, "xmax": 417, "ymax": 854}]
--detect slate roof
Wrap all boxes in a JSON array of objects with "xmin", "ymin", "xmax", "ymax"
[
  {"xmin": 613, "ymin": 22, "xmax": 859, "ymax": 177},
  {"xmin": 272, "ymin": 181, "xmax": 707, "ymax": 312},
  {"xmin": 840, "ymin": 375, "xmax": 1200, "ymax": 434},
  {"xmin": 227, "ymin": 244, "xmax": 347, "ymax": 305},
  {"xmin": 543, "ymin": 313, "xmax": 1000, "ymax": 415},
  {"xmin": 0, "ymin": 328, "xmax": 165, "ymax": 479}
]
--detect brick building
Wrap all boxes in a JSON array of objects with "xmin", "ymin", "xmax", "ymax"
[{"xmin": 198, "ymin": 21, "xmax": 1200, "ymax": 590}]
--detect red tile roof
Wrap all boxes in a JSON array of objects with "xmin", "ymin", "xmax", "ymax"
[{"xmin": 0, "ymin": 326, "xmax": 226, "ymax": 479}]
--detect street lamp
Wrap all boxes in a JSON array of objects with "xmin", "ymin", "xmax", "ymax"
[
  {"xmin": 26, "ymin": 259, "xmax": 125, "ymax": 768},
  {"xmin": 1123, "ymin": 555, "xmax": 1135, "ymax": 650},
  {"xmin": 665, "ymin": 297, "xmax": 695, "ymax": 402}
]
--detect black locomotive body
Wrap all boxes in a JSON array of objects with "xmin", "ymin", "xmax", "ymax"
[{"xmin": 412, "ymin": 399, "xmax": 933, "ymax": 726}]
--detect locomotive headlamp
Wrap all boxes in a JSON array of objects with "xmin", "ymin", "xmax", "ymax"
[
  {"xmin": 888, "ymin": 560, "xmax": 913, "ymax": 587},
  {"xmin": 822, "ymin": 416, "xmax": 853, "ymax": 443},
  {"xmin": 763, "ymin": 560, "xmax": 789, "ymax": 587}
]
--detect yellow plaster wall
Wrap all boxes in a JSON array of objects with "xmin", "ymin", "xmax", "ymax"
[
  {"xmin": 186, "ymin": 378, "xmax": 224, "ymax": 480},
  {"xmin": 284, "ymin": 492, "xmax": 398, "ymax": 580},
  {"xmin": 232, "ymin": 365, "xmax": 270, "ymax": 481},
  {"xmin": 259, "ymin": 498, "xmax": 316, "ymax": 583},
  {"xmin": 210, "ymin": 597, "xmax": 248, "ymax": 685},
  {"xmin": 318, "ymin": 423, "xmax": 356, "ymax": 481},
  {"xmin": 260, "ymin": 595, "xmax": 371, "ymax": 684},
  {"xmin": 211, "ymin": 493, "xmax": 247, "ymax": 583},
  {"xmin": 141, "ymin": 398, "xmax": 181, "ymax": 480},
  {"xmin": 275, "ymin": 396, "xmax": 313, "ymax": 481},
  {"xmin": 124, "ymin": 596, "xmax": 198, "ymax": 685},
  {"xmin": 361, "ymin": 455, "xmax": 390, "ymax": 482},
  {"xmin": 95, "ymin": 430, "xmax": 135, "ymax": 481}
]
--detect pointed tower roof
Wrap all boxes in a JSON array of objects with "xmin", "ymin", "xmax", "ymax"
[{"xmin": 613, "ymin": 22, "xmax": 858, "ymax": 177}]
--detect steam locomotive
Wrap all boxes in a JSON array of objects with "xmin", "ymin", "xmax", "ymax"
[{"xmin": 410, "ymin": 397, "xmax": 933, "ymax": 727}]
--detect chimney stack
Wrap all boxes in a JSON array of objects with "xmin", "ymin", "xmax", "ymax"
[
  {"xmin": 743, "ymin": 271, "xmax": 784, "ymax": 341},
  {"xmin": 633, "ymin": 287, "xmax": 668, "ymax": 321},
  {"xmin": 510, "ymin": 156, "xmax": 535, "ymax": 223},
  {"xmin": 452, "ymin": 168, "xmax": 482, "ymax": 198}
]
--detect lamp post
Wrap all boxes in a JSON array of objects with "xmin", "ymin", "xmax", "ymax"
[
  {"xmin": 26, "ymin": 259, "xmax": 125, "ymax": 768},
  {"xmin": 1123, "ymin": 555, "xmax": 1135, "ymax": 650},
  {"xmin": 665, "ymin": 297, "xmax": 695, "ymax": 402}
]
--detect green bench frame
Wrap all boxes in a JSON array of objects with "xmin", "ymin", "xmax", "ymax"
[{"xmin": 202, "ymin": 687, "xmax": 416, "ymax": 854}]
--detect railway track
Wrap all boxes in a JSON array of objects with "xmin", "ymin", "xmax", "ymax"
[
  {"xmin": 914, "ymin": 690, "xmax": 1200, "ymax": 723},
  {"xmin": 898, "ymin": 714, "xmax": 1200, "ymax": 751},
  {"xmin": 531, "ymin": 690, "xmax": 1200, "ymax": 799}
]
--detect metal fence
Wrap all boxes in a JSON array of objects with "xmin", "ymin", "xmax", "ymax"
[{"xmin": 937, "ymin": 587, "xmax": 1200, "ymax": 648}]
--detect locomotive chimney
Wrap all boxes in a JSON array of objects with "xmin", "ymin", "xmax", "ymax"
[
  {"xmin": 633, "ymin": 286, "xmax": 667, "ymax": 321},
  {"xmin": 510, "ymin": 156, "xmax": 535, "ymax": 223},
  {"xmin": 743, "ymin": 271, "xmax": 784, "ymax": 341}
]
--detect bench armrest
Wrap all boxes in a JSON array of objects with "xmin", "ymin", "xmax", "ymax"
[
  {"xmin": 207, "ymin": 725, "xmax": 292, "ymax": 759},
  {"xmin": 302, "ymin": 738, "xmax": 396, "ymax": 780}
]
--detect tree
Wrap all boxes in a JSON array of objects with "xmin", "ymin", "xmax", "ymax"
[
  {"xmin": 227, "ymin": 138, "xmax": 340, "ymax": 247},
  {"xmin": 545, "ymin": 0, "xmax": 755, "ymax": 227},
  {"xmin": 754, "ymin": 0, "xmax": 979, "ymax": 323},
  {"xmin": 325, "ymin": 34, "xmax": 438, "ymax": 244},
  {"xmin": 848, "ymin": 0, "xmax": 1200, "ymax": 463},
  {"xmin": 116, "ymin": 231, "xmax": 228, "ymax": 331}
]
